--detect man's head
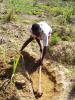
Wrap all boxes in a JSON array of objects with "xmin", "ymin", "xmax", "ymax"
[{"xmin": 31, "ymin": 23, "xmax": 41, "ymax": 38}]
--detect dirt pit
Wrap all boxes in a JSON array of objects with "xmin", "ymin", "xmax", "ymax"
[{"xmin": 0, "ymin": 53, "xmax": 57, "ymax": 100}]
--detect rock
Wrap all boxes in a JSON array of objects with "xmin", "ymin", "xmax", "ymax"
[{"xmin": 15, "ymin": 80, "xmax": 26, "ymax": 89}]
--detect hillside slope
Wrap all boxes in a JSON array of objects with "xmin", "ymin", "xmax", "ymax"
[
  {"xmin": 0, "ymin": 16, "xmax": 73, "ymax": 100},
  {"xmin": 0, "ymin": 0, "xmax": 75, "ymax": 100}
]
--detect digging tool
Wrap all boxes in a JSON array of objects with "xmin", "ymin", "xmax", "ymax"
[{"xmin": 37, "ymin": 53, "xmax": 43, "ymax": 97}]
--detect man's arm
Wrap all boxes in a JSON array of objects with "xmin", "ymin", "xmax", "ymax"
[
  {"xmin": 20, "ymin": 36, "xmax": 34, "ymax": 51},
  {"xmin": 41, "ymin": 46, "xmax": 47, "ymax": 62},
  {"xmin": 35, "ymin": 38, "xmax": 42, "ymax": 52},
  {"xmin": 40, "ymin": 35, "xmax": 48, "ymax": 63}
]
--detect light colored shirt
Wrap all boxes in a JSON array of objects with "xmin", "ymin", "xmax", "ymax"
[{"xmin": 31, "ymin": 21, "xmax": 52, "ymax": 46}]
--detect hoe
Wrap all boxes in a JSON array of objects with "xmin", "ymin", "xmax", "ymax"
[{"xmin": 37, "ymin": 53, "xmax": 43, "ymax": 97}]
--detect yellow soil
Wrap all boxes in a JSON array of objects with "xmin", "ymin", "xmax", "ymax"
[{"xmin": 31, "ymin": 70, "xmax": 55, "ymax": 100}]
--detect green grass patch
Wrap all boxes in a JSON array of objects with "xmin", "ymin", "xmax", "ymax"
[
  {"xmin": 11, "ymin": 53, "xmax": 23, "ymax": 80},
  {"xmin": 6, "ymin": 0, "xmax": 44, "ymax": 15},
  {"xmin": 49, "ymin": 33, "xmax": 61, "ymax": 46},
  {"xmin": 13, "ymin": 54, "xmax": 20, "ymax": 76},
  {"xmin": 6, "ymin": 0, "xmax": 75, "ymax": 21}
]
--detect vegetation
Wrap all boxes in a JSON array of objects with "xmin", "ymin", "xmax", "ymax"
[
  {"xmin": 4, "ymin": 0, "xmax": 75, "ymax": 40},
  {"xmin": 6, "ymin": 0, "xmax": 75, "ymax": 18},
  {"xmin": 49, "ymin": 33, "xmax": 60, "ymax": 46},
  {"xmin": 12, "ymin": 54, "xmax": 20, "ymax": 77},
  {"xmin": 11, "ymin": 53, "xmax": 23, "ymax": 80}
]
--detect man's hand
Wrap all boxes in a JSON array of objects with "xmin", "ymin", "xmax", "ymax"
[
  {"xmin": 19, "ymin": 50, "xmax": 23, "ymax": 55},
  {"xmin": 35, "ymin": 38, "xmax": 42, "ymax": 53},
  {"xmin": 40, "ymin": 48, "xmax": 42, "ymax": 53},
  {"xmin": 38, "ymin": 59, "xmax": 43, "ymax": 66}
]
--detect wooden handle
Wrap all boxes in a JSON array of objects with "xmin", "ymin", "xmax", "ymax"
[{"xmin": 38, "ymin": 65, "xmax": 42, "ymax": 93}]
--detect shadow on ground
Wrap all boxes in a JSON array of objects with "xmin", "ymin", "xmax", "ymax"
[{"xmin": 19, "ymin": 51, "xmax": 41, "ymax": 74}]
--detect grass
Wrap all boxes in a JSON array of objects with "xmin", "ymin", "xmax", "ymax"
[
  {"xmin": 6, "ymin": 0, "xmax": 75, "ymax": 17},
  {"xmin": 6, "ymin": 0, "xmax": 43, "ymax": 15},
  {"xmin": 11, "ymin": 53, "xmax": 21, "ymax": 80},
  {"xmin": 3, "ymin": 0, "xmax": 74, "ymax": 31},
  {"xmin": 13, "ymin": 54, "xmax": 20, "ymax": 75},
  {"xmin": 49, "ymin": 33, "xmax": 60, "ymax": 46}
]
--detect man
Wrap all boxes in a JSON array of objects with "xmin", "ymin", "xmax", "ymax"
[{"xmin": 20, "ymin": 21, "xmax": 52, "ymax": 65}]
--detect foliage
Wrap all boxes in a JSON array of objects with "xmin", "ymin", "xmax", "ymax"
[
  {"xmin": 6, "ymin": 0, "xmax": 42, "ymax": 15},
  {"xmin": 13, "ymin": 54, "xmax": 20, "ymax": 75},
  {"xmin": 4, "ymin": 0, "xmax": 74, "ymax": 32},
  {"xmin": 11, "ymin": 53, "xmax": 22, "ymax": 81},
  {"xmin": 6, "ymin": 0, "xmax": 75, "ymax": 17},
  {"xmin": 49, "ymin": 33, "xmax": 60, "ymax": 46}
]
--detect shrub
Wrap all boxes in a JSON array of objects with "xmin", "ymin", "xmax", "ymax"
[{"xmin": 49, "ymin": 33, "xmax": 60, "ymax": 46}]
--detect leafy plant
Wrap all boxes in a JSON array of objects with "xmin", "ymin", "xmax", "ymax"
[
  {"xmin": 13, "ymin": 54, "xmax": 20, "ymax": 75},
  {"xmin": 49, "ymin": 33, "xmax": 60, "ymax": 46},
  {"xmin": 11, "ymin": 53, "xmax": 22, "ymax": 81}
]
